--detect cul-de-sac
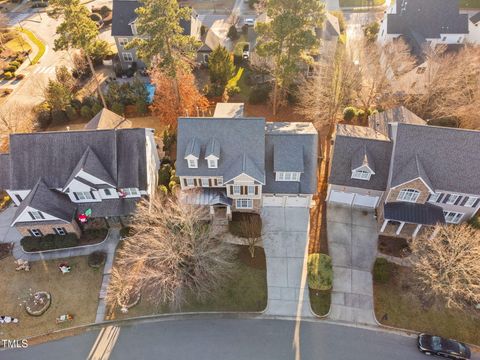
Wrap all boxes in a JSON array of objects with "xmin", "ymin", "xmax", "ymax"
[{"xmin": 0, "ymin": 0, "xmax": 479, "ymax": 359}]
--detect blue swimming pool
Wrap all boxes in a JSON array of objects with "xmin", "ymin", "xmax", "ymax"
[{"xmin": 145, "ymin": 83, "xmax": 156, "ymax": 104}]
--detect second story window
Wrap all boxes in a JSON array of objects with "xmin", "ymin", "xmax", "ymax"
[
  {"xmin": 208, "ymin": 159, "xmax": 218, "ymax": 168},
  {"xmin": 428, "ymin": 193, "xmax": 441, "ymax": 203},
  {"xmin": 74, "ymin": 191, "xmax": 94, "ymax": 201},
  {"xmin": 123, "ymin": 188, "xmax": 140, "ymax": 197},
  {"xmin": 351, "ymin": 169, "xmax": 371, "ymax": 180},
  {"xmin": 119, "ymin": 38, "xmax": 129, "ymax": 47},
  {"xmin": 233, "ymin": 185, "xmax": 241, "ymax": 195},
  {"xmin": 276, "ymin": 172, "xmax": 301, "ymax": 182},
  {"xmin": 446, "ymin": 194, "xmax": 461, "ymax": 205},
  {"xmin": 28, "ymin": 210, "xmax": 45, "ymax": 220},
  {"xmin": 188, "ymin": 159, "xmax": 198, "ymax": 169},
  {"xmin": 397, "ymin": 189, "xmax": 420, "ymax": 203},
  {"xmin": 465, "ymin": 196, "xmax": 479, "ymax": 207}
]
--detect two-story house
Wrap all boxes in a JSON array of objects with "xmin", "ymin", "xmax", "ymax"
[
  {"xmin": 0, "ymin": 128, "xmax": 159, "ymax": 238},
  {"xmin": 175, "ymin": 106, "xmax": 318, "ymax": 218},
  {"xmin": 111, "ymin": 0, "xmax": 202, "ymax": 69},
  {"xmin": 327, "ymin": 106, "xmax": 480, "ymax": 238}
]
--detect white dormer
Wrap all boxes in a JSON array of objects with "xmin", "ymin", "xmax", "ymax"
[
  {"xmin": 129, "ymin": 19, "xmax": 138, "ymax": 36},
  {"xmin": 184, "ymin": 137, "xmax": 200, "ymax": 169},
  {"xmin": 351, "ymin": 166, "xmax": 374, "ymax": 181},
  {"xmin": 206, "ymin": 155, "xmax": 218, "ymax": 169},
  {"xmin": 186, "ymin": 155, "xmax": 198, "ymax": 169}
]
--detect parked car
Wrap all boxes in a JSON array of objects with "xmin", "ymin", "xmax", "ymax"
[
  {"xmin": 244, "ymin": 18, "xmax": 255, "ymax": 26},
  {"xmin": 417, "ymin": 334, "xmax": 471, "ymax": 360},
  {"xmin": 31, "ymin": 1, "xmax": 48, "ymax": 8},
  {"xmin": 242, "ymin": 44, "xmax": 250, "ymax": 60}
]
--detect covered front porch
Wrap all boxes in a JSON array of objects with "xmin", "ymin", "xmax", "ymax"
[
  {"xmin": 380, "ymin": 202, "xmax": 446, "ymax": 239},
  {"xmin": 180, "ymin": 188, "xmax": 232, "ymax": 222}
]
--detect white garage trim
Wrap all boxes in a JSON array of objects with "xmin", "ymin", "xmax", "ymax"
[
  {"xmin": 329, "ymin": 190, "xmax": 355, "ymax": 205},
  {"xmin": 328, "ymin": 190, "xmax": 378, "ymax": 209},
  {"xmin": 263, "ymin": 194, "xmax": 311, "ymax": 208}
]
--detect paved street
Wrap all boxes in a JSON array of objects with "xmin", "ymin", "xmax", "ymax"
[
  {"xmin": 4, "ymin": 318, "xmax": 443, "ymax": 360},
  {"xmin": 261, "ymin": 207, "xmax": 312, "ymax": 318},
  {"xmin": 327, "ymin": 204, "xmax": 378, "ymax": 325}
]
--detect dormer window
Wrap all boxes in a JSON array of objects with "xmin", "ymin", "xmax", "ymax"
[
  {"xmin": 188, "ymin": 158, "xmax": 198, "ymax": 168},
  {"xmin": 276, "ymin": 172, "xmax": 300, "ymax": 182},
  {"xmin": 208, "ymin": 158, "xmax": 218, "ymax": 168},
  {"xmin": 351, "ymin": 169, "xmax": 372, "ymax": 180}
]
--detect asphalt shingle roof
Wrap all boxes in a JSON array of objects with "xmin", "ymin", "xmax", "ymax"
[
  {"xmin": 368, "ymin": 106, "xmax": 426, "ymax": 137},
  {"xmin": 13, "ymin": 179, "xmax": 77, "ymax": 224},
  {"xmin": 176, "ymin": 117, "xmax": 266, "ymax": 182},
  {"xmin": 384, "ymin": 202, "xmax": 445, "ymax": 225},
  {"xmin": 329, "ymin": 135, "xmax": 392, "ymax": 191},
  {"xmin": 471, "ymin": 12, "xmax": 480, "ymax": 25},
  {"xmin": 264, "ymin": 122, "xmax": 318, "ymax": 195},
  {"xmin": 84, "ymin": 108, "xmax": 131, "ymax": 130},
  {"xmin": 0, "ymin": 153, "xmax": 10, "ymax": 190},
  {"xmin": 390, "ymin": 124, "xmax": 480, "ymax": 194},
  {"xmin": 7, "ymin": 128, "xmax": 147, "ymax": 191},
  {"xmin": 387, "ymin": 0, "xmax": 468, "ymax": 38}
]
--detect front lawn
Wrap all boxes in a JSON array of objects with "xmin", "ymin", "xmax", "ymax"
[
  {"xmin": 374, "ymin": 262, "xmax": 480, "ymax": 345},
  {"xmin": 459, "ymin": 0, "xmax": 480, "ymax": 8},
  {"xmin": 0, "ymin": 255, "xmax": 103, "ymax": 340},
  {"xmin": 229, "ymin": 212, "xmax": 262, "ymax": 238},
  {"xmin": 339, "ymin": 0, "xmax": 385, "ymax": 7},
  {"xmin": 109, "ymin": 245, "xmax": 267, "ymax": 319},
  {"xmin": 309, "ymin": 289, "xmax": 331, "ymax": 316}
]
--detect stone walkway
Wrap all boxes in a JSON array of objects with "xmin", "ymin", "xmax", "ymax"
[
  {"xmin": 261, "ymin": 207, "xmax": 313, "ymax": 318},
  {"xmin": 327, "ymin": 204, "xmax": 378, "ymax": 325}
]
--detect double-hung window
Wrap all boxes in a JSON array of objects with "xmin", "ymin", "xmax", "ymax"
[
  {"xmin": 30, "ymin": 229, "xmax": 42, "ymax": 237},
  {"xmin": 201, "ymin": 178, "xmax": 210, "ymax": 187},
  {"xmin": 465, "ymin": 197, "xmax": 479, "ymax": 208},
  {"xmin": 188, "ymin": 159, "xmax": 198, "ymax": 168},
  {"xmin": 54, "ymin": 227, "xmax": 67, "ymax": 236},
  {"xmin": 122, "ymin": 52, "xmax": 133, "ymax": 62},
  {"xmin": 74, "ymin": 191, "xmax": 94, "ymax": 201},
  {"xmin": 186, "ymin": 178, "xmax": 195, "ymax": 187},
  {"xmin": 247, "ymin": 186, "xmax": 255, "ymax": 195},
  {"xmin": 397, "ymin": 189, "xmax": 420, "ymax": 203},
  {"xmin": 208, "ymin": 159, "xmax": 218, "ymax": 168},
  {"xmin": 28, "ymin": 210, "xmax": 44, "ymax": 220},
  {"xmin": 443, "ymin": 211, "xmax": 463, "ymax": 224},
  {"xmin": 233, "ymin": 185, "xmax": 241, "ymax": 195},
  {"xmin": 276, "ymin": 172, "xmax": 300, "ymax": 182},
  {"xmin": 446, "ymin": 194, "xmax": 461, "ymax": 205},
  {"xmin": 236, "ymin": 199, "xmax": 253, "ymax": 209},
  {"xmin": 123, "ymin": 188, "xmax": 140, "ymax": 197},
  {"xmin": 428, "ymin": 192, "xmax": 441, "ymax": 203}
]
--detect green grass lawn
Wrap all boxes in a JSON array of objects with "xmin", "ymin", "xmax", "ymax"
[
  {"xmin": 339, "ymin": 0, "xmax": 385, "ymax": 7},
  {"xmin": 309, "ymin": 289, "xmax": 331, "ymax": 316},
  {"xmin": 459, "ymin": 0, "xmax": 480, "ymax": 8},
  {"xmin": 374, "ymin": 263, "xmax": 480, "ymax": 345},
  {"xmin": 110, "ymin": 250, "xmax": 267, "ymax": 319}
]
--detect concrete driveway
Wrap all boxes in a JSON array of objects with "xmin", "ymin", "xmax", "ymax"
[
  {"xmin": 261, "ymin": 207, "xmax": 313, "ymax": 318},
  {"xmin": 327, "ymin": 204, "xmax": 378, "ymax": 325}
]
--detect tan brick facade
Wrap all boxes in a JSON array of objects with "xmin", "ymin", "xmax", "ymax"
[
  {"xmin": 16, "ymin": 221, "xmax": 82, "ymax": 238},
  {"xmin": 386, "ymin": 178, "xmax": 430, "ymax": 204}
]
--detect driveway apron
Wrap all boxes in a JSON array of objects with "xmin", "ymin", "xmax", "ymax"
[
  {"xmin": 327, "ymin": 204, "xmax": 378, "ymax": 325},
  {"xmin": 261, "ymin": 207, "xmax": 313, "ymax": 318}
]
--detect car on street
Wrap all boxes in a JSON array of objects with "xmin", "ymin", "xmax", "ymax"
[
  {"xmin": 417, "ymin": 334, "xmax": 471, "ymax": 360},
  {"xmin": 242, "ymin": 44, "xmax": 250, "ymax": 60},
  {"xmin": 244, "ymin": 18, "xmax": 255, "ymax": 26}
]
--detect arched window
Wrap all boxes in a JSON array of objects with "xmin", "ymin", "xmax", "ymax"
[{"xmin": 397, "ymin": 189, "xmax": 420, "ymax": 202}]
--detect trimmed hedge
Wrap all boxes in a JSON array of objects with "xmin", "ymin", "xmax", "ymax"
[{"xmin": 21, "ymin": 233, "xmax": 79, "ymax": 252}]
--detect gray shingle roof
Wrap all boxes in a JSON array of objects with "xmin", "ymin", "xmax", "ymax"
[
  {"xmin": 390, "ymin": 124, "xmax": 480, "ymax": 194},
  {"xmin": 13, "ymin": 179, "xmax": 77, "ymax": 224},
  {"xmin": 368, "ymin": 106, "xmax": 426, "ymax": 137},
  {"xmin": 329, "ymin": 135, "xmax": 392, "ymax": 191},
  {"xmin": 7, "ymin": 128, "xmax": 147, "ymax": 191},
  {"xmin": 471, "ymin": 12, "xmax": 480, "ymax": 25},
  {"xmin": 224, "ymin": 153, "xmax": 265, "ymax": 184},
  {"xmin": 77, "ymin": 198, "xmax": 139, "ymax": 218},
  {"xmin": 176, "ymin": 117, "xmax": 265, "ymax": 181},
  {"xmin": 112, "ymin": 0, "xmax": 192, "ymax": 37},
  {"xmin": 384, "ymin": 202, "xmax": 445, "ymax": 225},
  {"xmin": 84, "ymin": 108, "xmax": 131, "ymax": 130},
  {"xmin": 184, "ymin": 137, "xmax": 201, "ymax": 158},
  {"xmin": 205, "ymin": 138, "xmax": 221, "ymax": 158},
  {"xmin": 390, "ymin": 153, "xmax": 434, "ymax": 191},
  {"xmin": 0, "ymin": 153, "xmax": 10, "ymax": 189},
  {"xmin": 351, "ymin": 145, "xmax": 376, "ymax": 173},
  {"xmin": 264, "ymin": 122, "xmax": 318, "ymax": 195},
  {"xmin": 387, "ymin": 0, "xmax": 468, "ymax": 38}
]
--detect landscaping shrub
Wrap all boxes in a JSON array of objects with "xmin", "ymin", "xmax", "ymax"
[
  {"xmin": 111, "ymin": 102, "xmax": 125, "ymax": 115},
  {"xmin": 3, "ymin": 65, "xmax": 16, "ymax": 73},
  {"xmin": 34, "ymin": 102, "xmax": 52, "ymax": 129},
  {"xmin": 307, "ymin": 253, "xmax": 333, "ymax": 291},
  {"xmin": 9, "ymin": 61, "xmax": 20, "ymax": 69},
  {"xmin": 135, "ymin": 98, "xmax": 148, "ymax": 115},
  {"xmin": 162, "ymin": 127, "xmax": 176, "ymax": 152},
  {"xmin": 65, "ymin": 105, "xmax": 78, "ymax": 120},
  {"xmin": 468, "ymin": 216, "xmax": 480, "ymax": 229},
  {"xmin": 248, "ymin": 85, "xmax": 270, "ymax": 104},
  {"xmin": 343, "ymin": 106, "xmax": 357, "ymax": 122},
  {"xmin": 80, "ymin": 105, "xmax": 92, "ymax": 118},
  {"xmin": 51, "ymin": 109, "xmax": 68, "ymax": 124},
  {"xmin": 3, "ymin": 71, "xmax": 14, "ymax": 79},
  {"xmin": 159, "ymin": 185, "xmax": 168, "ymax": 196},
  {"xmin": 158, "ymin": 164, "xmax": 172, "ymax": 186},
  {"xmin": 373, "ymin": 258, "xmax": 393, "ymax": 283},
  {"xmin": 168, "ymin": 180, "xmax": 177, "ymax": 191},
  {"xmin": 91, "ymin": 102, "xmax": 103, "ymax": 115},
  {"xmin": 21, "ymin": 233, "xmax": 79, "ymax": 252},
  {"xmin": 70, "ymin": 98, "xmax": 82, "ymax": 111},
  {"xmin": 82, "ymin": 96, "xmax": 99, "ymax": 108},
  {"xmin": 88, "ymin": 251, "xmax": 107, "ymax": 268}
]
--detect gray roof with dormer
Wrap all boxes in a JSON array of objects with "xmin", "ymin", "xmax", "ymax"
[
  {"xmin": 0, "ymin": 153, "xmax": 10, "ymax": 190},
  {"xmin": 176, "ymin": 117, "xmax": 266, "ymax": 182}
]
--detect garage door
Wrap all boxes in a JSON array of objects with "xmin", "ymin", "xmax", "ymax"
[
  {"xmin": 329, "ymin": 190, "xmax": 355, "ymax": 205},
  {"xmin": 353, "ymin": 194, "xmax": 378, "ymax": 208},
  {"xmin": 329, "ymin": 191, "xmax": 378, "ymax": 209},
  {"xmin": 263, "ymin": 195, "xmax": 285, "ymax": 207},
  {"xmin": 285, "ymin": 196, "xmax": 310, "ymax": 207}
]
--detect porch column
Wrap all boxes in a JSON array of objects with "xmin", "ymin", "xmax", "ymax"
[
  {"xmin": 412, "ymin": 224, "xmax": 422, "ymax": 238},
  {"xmin": 226, "ymin": 206, "xmax": 232, "ymax": 221},
  {"xmin": 396, "ymin": 221, "xmax": 406, "ymax": 235},
  {"xmin": 380, "ymin": 219, "xmax": 389, "ymax": 233},
  {"xmin": 209, "ymin": 205, "xmax": 214, "ymax": 220}
]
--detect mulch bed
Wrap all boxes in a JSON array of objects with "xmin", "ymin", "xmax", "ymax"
[
  {"xmin": 238, "ymin": 245, "xmax": 266, "ymax": 270},
  {"xmin": 0, "ymin": 243, "xmax": 13, "ymax": 260},
  {"xmin": 378, "ymin": 235, "xmax": 411, "ymax": 258}
]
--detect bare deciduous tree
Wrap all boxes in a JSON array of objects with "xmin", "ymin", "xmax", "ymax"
[
  {"xmin": 410, "ymin": 224, "xmax": 480, "ymax": 309},
  {"xmin": 236, "ymin": 214, "xmax": 263, "ymax": 258},
  {"xmin": 107, "ymin": 195, "xmax": 237, "ymax": 310},
  {"xmin": 0, "ymin": 103, "xmax": 34, "ymax": 152}
]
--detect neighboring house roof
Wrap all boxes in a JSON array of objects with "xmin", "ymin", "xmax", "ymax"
[
  {"xmin": 213, "ymin": 103, "xmax": 244, "ymax": 118},
  {"xmin": 351, "ymin": 145, "xmax": 375, "ymax": 173},
  {"xmin": 264, "ymin": 122, "xmax": 318, "ymax": 195},
  {"xmin": 6, "ymin": 128, "xmax": 148, "ymax": 191},
  {"xmin": 337, "ymin": 124, "xmax": 389, "ymax": 141},
  {"xmin": 112, "ymin": 0, "xmax": 192, "ymax": 37},
  {"xmin": 180, "ymin": 188, "xmax": 232, "ymax": 206},
  {"xmin": 77, "ymin": 198, "xmax": 138, "ymax": 218},
  {"xmin": 386, "ymin": 0, "xmax": 469, "ymax": 38},
  {"xmin": 329, "ymin": 134, "xmax": 392, "ymax": 191},
  {"xmin": 390, "ymin": 153, "xmax": 434, "ymax": 192},
  {"xmin": 389, "ymin": 123, "xmax": 480, "ymax": 194},
  {"xmin": 13, "ymin": 179, "xmax": 77, "ymax": 224},
  {"xmin": 84, "ymin": 108, "xmax": 131, "ymax": 130},
  {"xmin": 0, "ymin": 153, "xmax": 10, "ymax": 189},
  {"xmin": 368, "ymin": 106, "xmax": 426, "ymax": 137},
  {"xmin": 321, "ymin": 12, "xmax": 340, "ymax": 39},
  {"xmin": 176, "ymin": 117, "xmax": 266, "ymax": 181},
  {"xmin": 470, "ymin": 12, "xmax": 480, "ymax": 25},
  {"xmin": 384, "ymin": 202, "xmax": 445, "ymax": 225},
  {"xmin": 199, "ymin": 19, "xmax": 232, "ymax": 52}
]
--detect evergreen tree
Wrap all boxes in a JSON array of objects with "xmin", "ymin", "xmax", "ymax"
[{"xmin": 208, "ymin": 46, "xmax": 235, "ymax": 93}]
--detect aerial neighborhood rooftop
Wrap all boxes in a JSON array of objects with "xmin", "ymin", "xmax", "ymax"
[{"xmin": 0, "ymin": 0, "xmax": 479, "ymax": 358}]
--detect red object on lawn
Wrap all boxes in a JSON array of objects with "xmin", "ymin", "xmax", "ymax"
[{"xmin": 78, "ymin": 214, "xmax": 87, "ymax": 223}]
